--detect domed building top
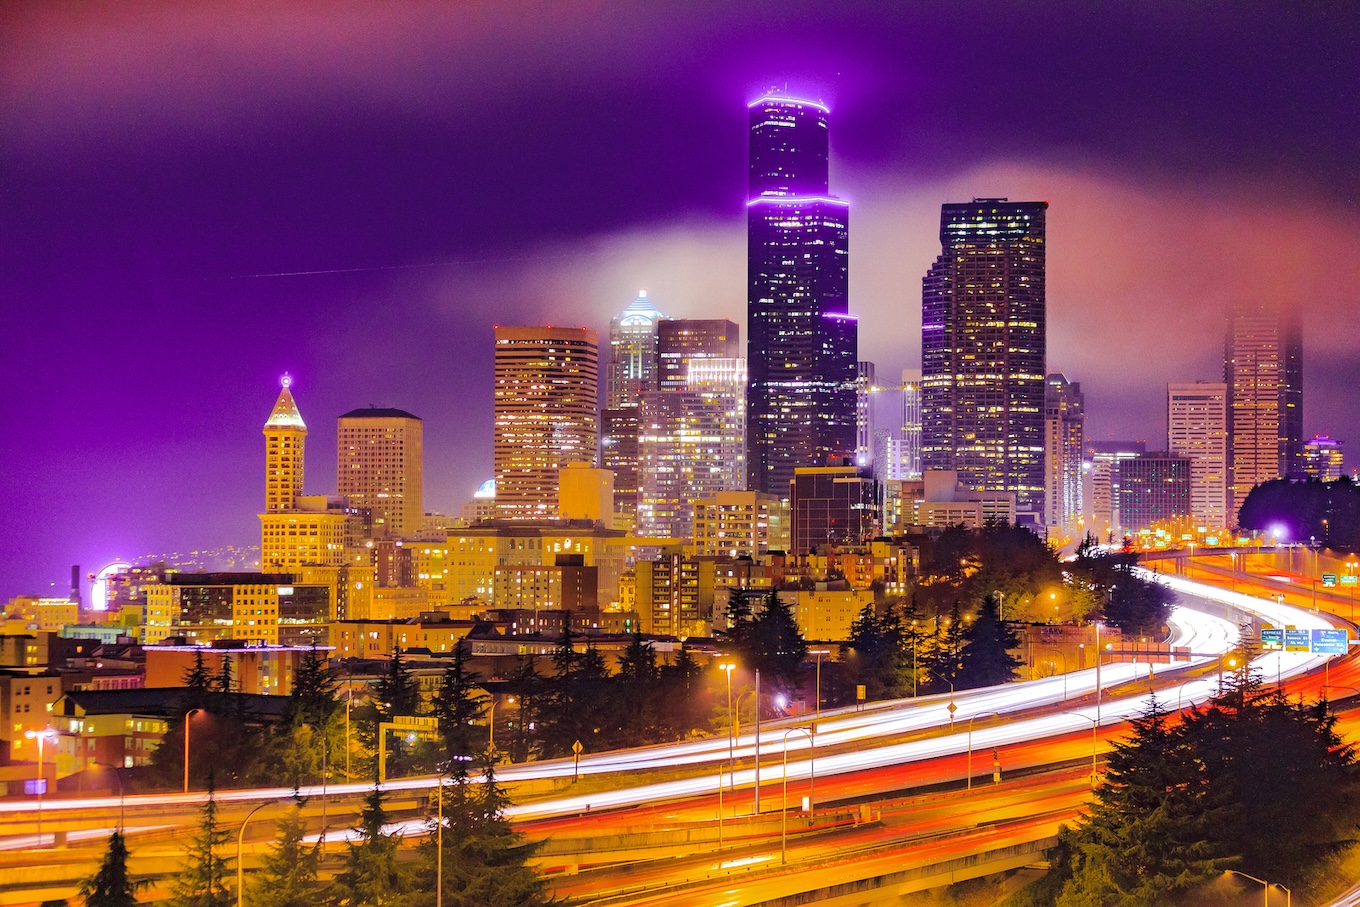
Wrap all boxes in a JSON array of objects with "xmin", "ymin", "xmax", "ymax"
[{"xmin": 615, "ymin": 288, "xmax": 664, "ymax": 327}]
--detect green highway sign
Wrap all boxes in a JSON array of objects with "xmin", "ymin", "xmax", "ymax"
[
  {"xmin": 1260, "ymin": 628, "xmax": 1284, "ymax": 650},
  {"xmin": 1323, "ymin": 573, "xmax": 1338, "ymax": 588},
  {"xmin": 1342, "ymin": 575, "xmax": 1359, "ymax": 586}
]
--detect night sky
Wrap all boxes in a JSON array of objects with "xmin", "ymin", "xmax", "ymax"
[{"xmin": 3, "ymin": 1, "xmax": 1358, "ymax": 599}]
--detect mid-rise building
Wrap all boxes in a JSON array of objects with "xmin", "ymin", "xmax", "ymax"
[
  {"xmin": 143, "ymin": 573, "xmax": 331, "ymax": 646},
  {"xmin": 337, "ymin": 407, "xmax": 423, "ymax": 539},
  {"xmin": 492, "ymin": 558, "xmax": 599, "ymax": 612},
  {"xmin": 1303, "ymin": 436, "xmax": 1345, "ymax": 481},
  {"xmin": 1086, "ymin": 441, "xmax": 1147, "ymax": 541},
  {"xmin": 896, "ymin": 368, "xmax": 924, "ymax": 481},
  {"xmin": 493, "ymin": 326, "xmax": 599, "ymax": 520},
  {"xmin": 922, "ymin": 200, "xmax": 1048, "ymax": 523},
  {"xmin": 558, "ymin": 463, "xmax": 615, "ymax": 528},
  {"xmin": 913, "ymin": 470, "xmax": 1017, "ymax": 530},
  {"xmin": 1168, "ymin": 382, "xmax": 1229, "ymax": 528},
  {"xmin": 1044, "ymin": 373, "xmax": 1085, "ymax": 537},
  {"xmin": 1117, "ymin": 453, "xmax": 1191, "ymax": 534},
  {"xmin": 690, "ymin": 490, "xmax": 779, "ymax": 558},
  {"xmin": 746, "ymin": 95, "xmax": 856, "ymax": 496},
  {"xmin": 789, "ymin": 466, "xmax": 878, "ymax": 554}
]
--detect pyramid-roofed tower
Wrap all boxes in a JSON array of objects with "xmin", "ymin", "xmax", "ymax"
[
  {"xmin": 265, "ymin": 374, "xmax": 308, "ymax": 432},
  {"xmin": 263, "ymin": 374, "xmax": 306, "ymax": 513}
]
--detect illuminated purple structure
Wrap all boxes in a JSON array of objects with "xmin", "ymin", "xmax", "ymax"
[{"xmin": 745, "ymin": 95, "xmax": 856, "ymax": 497}]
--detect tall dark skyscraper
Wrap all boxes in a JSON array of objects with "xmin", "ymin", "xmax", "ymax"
[
  {"xmin": 921, "ymin": 199, "xmax": 1048, "ymax": 521},
  {"xmin": 745, "ymin": 95, "xmax": 856, "ymax": 497}
]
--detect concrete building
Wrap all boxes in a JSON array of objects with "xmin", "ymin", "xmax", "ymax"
[
  {"xmin": 144, "ymin": 643, "xmax": 311, "ymax": 696},
  {"xmin": 603, "ymin": 290, "xmax": 665, "ymax": 528},
  {"xmin": 658, "ymin": 319, "xmax": 740, "ymax": 390},
  {"xmin": 1168, "ymin": 382, "xmax": 1229, "ymax": 529},
  {"xmin": 493, "ymin": 326, "xmax": 599, "ymax": 520},
  {"xmin": 492, "ymin": 558, "xmax": 599, "ymax": 612},
  {"xmin": 855, "ymin": 361, "xmax": 876, "ymax": 470},
  {"xmin": 1086, "ymin": 441, "xmax": 1146, "ymax": 541},
  {"xmin": 143, "ymin": 573, "xmax": 330, "ymax": 646},
  {"xmin": 337, "ymin": 407, "xmax": 424, "ymax": 540},
  {"xmin": 444, "ymin": 523, "xmax": 629, "ymax": 608},
  {"xmin": 690, "ymin": 490, "xmax": 779, "ymax": 557},
  {"xmin": 788, "ymin": 588, "xmax": 875, "ymax": 642},
  {"xmin": 558, "ymin": 462, "xmax": 615, "ymax": 528},
  {"xmin": 914, "ymin": 470, "xmax": 1017, "ymax": 530}
]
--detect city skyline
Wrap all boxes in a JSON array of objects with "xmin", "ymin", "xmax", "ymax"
[{"xmin": 4, "ymin": 2, "xmax": 1359, "ymax": 598}]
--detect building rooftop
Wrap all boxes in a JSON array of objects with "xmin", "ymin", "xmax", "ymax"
[{"xmin": 339, "ymin": 407, "xmax": 422, "ymax": 420}]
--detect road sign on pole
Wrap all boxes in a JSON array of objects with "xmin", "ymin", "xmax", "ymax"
[
  {"xmin": 572, "ymin": 739, "xmax": 583, "ymax": 782},
  {"xmin": 1323, "ymin": 573, "xmax": 1338, "ymax": 588},
  {"xmin": 1260, "ymin": 628, "xmax": 1284, "ymax": 650},
  {"xmin": 1311, "ymin": 629, "xmax": 1348, "ymax": 654},
  {"xmin": 1284, "ymin": 629, "xmax": 1312, "ymax": 652}
]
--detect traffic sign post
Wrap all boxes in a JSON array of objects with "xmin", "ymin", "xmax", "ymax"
[
  {"xmin": 1311, "ymin": 629, "xmax": 1348, "ymax": 655},
  {"xmin": 572, "ymin": 739, "xmax": 583, "ymax": 782},
  {"xmin": 1323, "ymin": 574, "xmax": 1338, "ymax": 588},
  {"xmin": 1284, "ymin": 629, "xmax": 1312, "ymax": 652},
  {"xmin": 1261, "ymin": 629, "xmax": 1284, "ymax": 650}
]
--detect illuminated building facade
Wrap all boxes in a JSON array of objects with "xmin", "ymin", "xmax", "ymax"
[
  {"xmin": 602, "ymin": 291, "xmax": 664, "ymax": 527},
  {"xmin": 143, "ymin": 573, "xmax": 331, "ymax": 646},
  {"xmin": 690, "ymin": 490, "xmax": 779, "ymax": 557},
  {"xmin": 637, "ymin": 358, "xmax": 746, "ymax": 539},
  {"xmin": 746, "ymin": 95, "xmax": 856, "ymax": 496},
  {"xmin": 856, "ymin": 361, "xmax": 875, "ymax": 469},
  {"xmin": 337, "ymin": 407, "xmax": 424, "ymax": 539},
  {"xmin": 259, "ymin": 378, "xmax": 348, "ymax": 572},
  {"xmin": 1117, "ymin": 452, "xmax": 1191, "ymax": 534},
  {"xmin": 1086, "ymin": 441, "xmax": 1146, "ymax": 540},
  {"xmin": 1224, "ymin": 301, "xmax": 1304, "ymax": 518},
  {"xmin": 922, "ymin": 200, "xmax": 1048, "ymax": 522},
  {"xmin": 1043, "ymin": 373, "xmax": 1085, "ymax": 536},
  {"xmin": 658, "ymin": 319, "xmax": 740, "ymax": 390},
  {"xmin": 1303, "ymin": 435, "xmax": 1344, "ymax": 481},
  {"xmin": 493, "ymin": 326, "xmax": 599, "ymax": 520},
  {"xmin": 1168, "ymin": 382, "xmax": 1229, "ymax": 528}
]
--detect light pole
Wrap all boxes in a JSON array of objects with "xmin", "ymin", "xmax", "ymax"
[
  {"xmin": 236, "ymin": 800, "xmax": 271, "ymax": 907},
  {"xmin": 24, "ymin": 727, "xmax": 55, "ymax": 841},
  {"xmin": 487, "ymin": 696, "xmax": 514, "ymax": 754},
  {"xmin": 1218, "ymin": 655, "xmax": 1240, "ymax": 697},
  {"xmin": 99, "ymin": 763, "xmax": 125, "ymax": 831},
  {"xmin": 808, "ymin": 649, "xmax": 830, "ymax": 731},
  {"xmin": 734, "ymin": 689, "xmax": 756, "ymax": 800},
  {"xmin": 780, "ymin": 727, "xmax": 814, "ymax": 864},
  {"xmin": 1224, "ymin": 869, "xmax": 1289, "ymax": 907},
  {"xmin": 183, "ymin": 708, "xmax": 206, "ymax": 793},
  {"xmin": 435, "ymin": 770, "xmax": 447, "ymax": 907},
  {"xmin": 1230, "ymin": 551, "xmax": 1238, "ymax": 592},
  {"xmin": 344, "ymin": 680, "xmax": 354, "ymax": 780},
  {"xmin": 966, "ymin": 713, "xmax": 1000, "ymax": 791},
  {"xmin": 718, "ymin": 662, "xmax": 736, "ymax": 787},
  {"xmin": 1347, "ymin": 559, "xmax": 1358, "ymax": 621},
  {"xmin": 1092, "ymin": 622, "xmax": 1103, "ymax": 722},
  {"xmin": 1064, "ymin": 711, "xmax": 1100, "ymax": 789},
  {"xmin": 1176, "ymin": 678, "xmax": 1200, "ymax": 713}
]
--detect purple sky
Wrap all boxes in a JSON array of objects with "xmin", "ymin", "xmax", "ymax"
[{"xmin": 3, "ymin": 1, "xmax": 1358, "ymax": 600}]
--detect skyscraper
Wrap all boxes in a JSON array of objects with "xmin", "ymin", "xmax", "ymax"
[
  {"xmin": 602, "ymin": 290, "xmax": 665, "ymax": 528},
  {"xmin": 1043, "ymin": 373, "xmax": 1084, "ymax": 536},
  {"xmin": 1118, "ymin": 453, "xmax": 1192, "ymax": 534},
  {"xmin": 1224, "ymin": 301, "xmax": 1303, "ymax": 519},
  {"xmin": 1303, "ymin": 436, "xmax": 1344, "ymax": 481},
  {"xmin": 263, "ymin": 374, "xmax": 306, "ymax": 514},
  {"xmin": 337, "ymin": 407, "xmax": 423, "ymax": 539},
  {"xmin": 1167, "ymin": 382, "xmax": 1229, "ymax": 529},
  {"xmin": 922, "ymin": 199, "xmax": 1048, "ymax": 521},
  {"xmin": 493, "ymin": 326, "xmax": 599, "ymax": 520},
  {"xmin": 900, "ymin": 368, "xmax": 923, "ymax": 480},
  {"xmin": 746, "ymin": 95, "xmax": 856, "ymax": 496},
  {"xmin": 658, "ymin": 319, "xmax": 740, "ymax": 390}
]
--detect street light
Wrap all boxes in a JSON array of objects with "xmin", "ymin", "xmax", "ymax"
[
  {"xmin": 1224, "ymin": 869, "xmax": 1290, "ymax": 907},
  {"xmin": 24, "ymin": 727, "xmax": 56, "ymax": 841},
  {"xmin": 487, "ymin": 696, "xmax": 514, "ymax": 754},
  {"xmin": 780, "ymin": 727, "xmax": 814, "ymax": 864},
  {"xmin": 183, "ymin": 708, "xmax": 207, "ymax": 793},
  {"xmin": 1347, "ymin": 558, "xmax": 1358, "ymax": 621},
  {"xmin": 237, "ymin": 800, "xmax": 272, "ymax": 907},
  {"xmin": 1064, "ymin": 711, "xmax": 1100, "ymax": 789},
  {"xmin": 717, "ymin": 662, "xmax": 736, "ymax": 783},
  {"xmin": 808, "ymin": 649, "xmax": 830, "ymax": 732},
  {"xmin": 966, "ymin": 713, "xmax": 1000, "ymax": 791}
]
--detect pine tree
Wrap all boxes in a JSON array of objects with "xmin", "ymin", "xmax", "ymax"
[
  {"xmin": 168, "ymin": 777, "xmax": 231, "ymax": 907},
  {"xmin": 429, "ymin": 642, "xmax": 486, "ymax": 775},
  {"xmin": 503, "ymin": 655, "xmax": 541, "ymax": 764},
  {"xmin": 375, "ymin": 648, "xmax": 420, "ymax": 718},
  {"xmin": 181, "ymin": 649, "xmax": 212, "ymax": 714},
  {"xmin": 330, "ymin": 785, "xmax": 412, "ymax": 907},
  {"xmin": 1060, "ymin": 697, "xmax": 1231, "ymax": 906},
  {"xmin": 615, "ymin": 632, "xmax": 659, "ymax": 744},
  {"xmin": 248, "ymin": 802, "xmax": 320, "ymax": 907},
  {"xmin": 286, "ymin": 642, "xmax": 339, "ymax": 729},
  {"xmin": 79, "ymin": 831, "xmax": 142, "ymax": 907},
  {"xmin": 955, "ymin": 593, "xmax": 1022, "ymax": 690},
  {"xmin": 743, "ymin": 590, "xmax": 807, "ymax": 688}
]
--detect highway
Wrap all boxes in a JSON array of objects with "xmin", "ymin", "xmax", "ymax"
[{"xmin": 0, "ymin": 570, "xmax": 1354, "ymax": 906}]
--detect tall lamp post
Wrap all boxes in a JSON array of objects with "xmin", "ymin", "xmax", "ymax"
[
  {"xmin": 1064, "ymin": 711, "xmax": 1100, "ymax": 789},
  {"xmin": 486, "ymin": 696, "xmax": 514, "ymax": 754},
  {"xmin": 1037, "ymin": 649, "xmax": 1068, "ymax": 700},
  {"xmin": 1347, "ymin": 559, "xmax": 1358, "ymax": 621},
  {"xmin": 780, "ymin": 727, "xmax": 814, "ymax": 864},
  {"xmin": 24, "ymin": 727, "xmax": 56, "ymax": 841},
  {"xmin": 718, "ymin": 662, "xmax": 736, "ymax": 784},
  {"xmin": 236, "ymin": 801, "xmax": 271, "ymax": 907},
  {"xmin": 183, "ymin": 708, "xmax": 206, "ymax": 793}
]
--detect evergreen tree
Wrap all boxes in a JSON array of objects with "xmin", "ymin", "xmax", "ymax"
[
  {"xmin": 168, "ymin": 777, "xmax": 231, "ymax": 907},
  {"xmin": 215, "ymin": 657, "xmax": 233, "ymax": 695},
  {"xmin": 923, "ymin": 602, "xmax": 966, "ymax": 692},
  {"xmin": 79, "ymin": 831, "xmax": 142, "ymax": 907},
  {"xmin": 286, "ymin": 643, "xmax": 339, "ymax": 729},
  {"xmin": 429, "ymin": 642, "xmax": 486, "ymax": 774},
  {"xmin": 657, "ymin": 648, "xmax": 708, "ymax": 740},
  {"xmin": 615, "ymin": 632, "xmax": 659, "ymax": 743},
  {"xmin": 722, "ymin": 589, "xmax": 754, "ymax": 647},
  {"xmin": 847, "ymin": 602, "xmax": 909, "ymax": 700},
  {"xmin": 248, "ymin": 802, "xmax": 320, "ymax": 907},
  {"xmin": 180, "ymin": 649, "xmax": 212, "ymax": 714},
  {"xmin": 742, "ymin": 590, "xmax": 807, "ymax": 689},
  {"xmin": 1060, "ymin": 697, "xmax": 1231, "ymax": 906},
  {"xmin": 375, "ymin": 648, "xmax": 421, "ymax": 718},
  {"xmin": 330, "ymin": 785, "xmax": 412, "ymax": 907},
  {"xmin": 956, "ymin": 594, "xmax": 1022, "ymax": 690},
  {"xmin": 503, "ymin": 655, "xmax": 542, "ymax": 764},
  {"xmin": 417, "ymin": 754, "xmax": 555, "ymax": 907}
]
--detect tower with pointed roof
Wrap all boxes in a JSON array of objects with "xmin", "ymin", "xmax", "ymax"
[{"xmin": 264, "ymin": 374, "xmax": 307, "ymax": 513}]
